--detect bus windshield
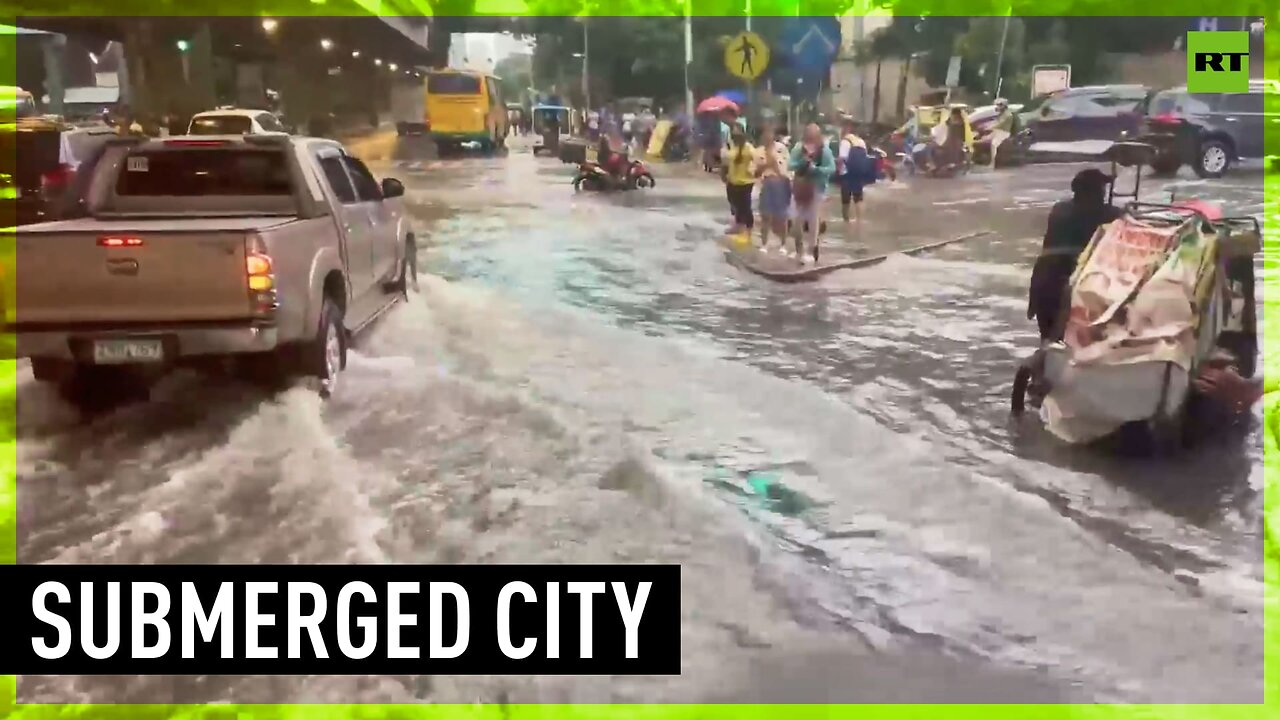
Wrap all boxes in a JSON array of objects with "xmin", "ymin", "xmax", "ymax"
[{"xmin": 428, "ymin": 74, "xmax": 482, "ymax": 95}]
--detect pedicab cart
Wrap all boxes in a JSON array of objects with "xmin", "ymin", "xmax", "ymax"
[
  {"xmin": 531, "ymin": 104, "xmax": 572, "ymax": 157},
  {"xmin": 1012, "ymin": 142, "xmax": 1260, "ymax": 450}
]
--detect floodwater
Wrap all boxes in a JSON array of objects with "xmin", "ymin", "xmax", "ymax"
[{"xmin": 13, "ymin": 137, "xmax": 1269, "ymax": 704}]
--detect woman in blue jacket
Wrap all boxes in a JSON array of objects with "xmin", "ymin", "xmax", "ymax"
[{"xmin": 788, "ymin": 123, "xmax": 837, "ymax": 263}]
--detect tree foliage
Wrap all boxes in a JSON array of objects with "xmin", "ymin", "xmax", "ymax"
[{"xmin": 853, "ymin": 9, "xmax": 1244, "ymax": 106}]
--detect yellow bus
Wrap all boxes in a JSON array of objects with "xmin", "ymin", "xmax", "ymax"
[{"xmin": 425, "ymin": 69, "xmax": 509, "ymax": 154}]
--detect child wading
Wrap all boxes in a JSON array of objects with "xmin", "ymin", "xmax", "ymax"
[
  {"xmin": 754, "ymin": 125, "xmax": 791, "ymax": 252},
  {"xmin": 788, "ymin": 123, "xmax": 836, "ymax": 264},
  {"xmin": 722, "ymin": 125, "xmax": 757, "ymax": 236}
]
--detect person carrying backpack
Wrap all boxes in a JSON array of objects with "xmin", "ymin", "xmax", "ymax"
[{"xmin": 835, "ymin": 116, "xmax": 876, "ymax": 224}]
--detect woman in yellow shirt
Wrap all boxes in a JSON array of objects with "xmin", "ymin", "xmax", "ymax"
[{"xmin": 722, "ymin": 125, "xmax": 756, "ymax": 235}]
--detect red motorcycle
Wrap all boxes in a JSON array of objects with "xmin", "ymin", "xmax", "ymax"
[
  {"xmin": 626, "ymin": 158, "xmax": 656, "ymax": 189},
  {"xmin": 573, "ymin": 157, "xmax": 655, "ymax": 192}
]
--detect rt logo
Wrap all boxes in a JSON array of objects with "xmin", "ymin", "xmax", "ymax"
[{"xmin": 1186, "ymin": 31, "xmax": 1249, "ymax": 93}]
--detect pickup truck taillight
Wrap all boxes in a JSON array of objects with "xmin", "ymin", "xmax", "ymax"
[
  {"xmin": 41, "ymin": 164, "xmax": 73, "ymax": 193},
  {"xmin": 245, "ymin": 234, "xmax": 279, "ymax": 317},
  {"xmin": 99, "ymin": 236, "xmax": 144, "ymax": 247}
]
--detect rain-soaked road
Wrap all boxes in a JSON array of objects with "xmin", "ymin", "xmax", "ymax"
[{"xmin": 14, "ymin": 133, "xmax": 1269, "ymax": 704}]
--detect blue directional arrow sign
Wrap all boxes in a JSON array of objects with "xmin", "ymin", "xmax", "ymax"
[{"xmin": 780, "ymin": 16, "xmax": 841, "ymax": 73}]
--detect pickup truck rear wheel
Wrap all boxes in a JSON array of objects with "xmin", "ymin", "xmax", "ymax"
[{"xmin": 304, "ymin": 298, "xmax": 347, "ymax": 399}]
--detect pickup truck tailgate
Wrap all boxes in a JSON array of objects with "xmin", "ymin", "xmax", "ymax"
[{"xmin": 12, "ymin": 217, "xmax": 293, "ymax": 326}]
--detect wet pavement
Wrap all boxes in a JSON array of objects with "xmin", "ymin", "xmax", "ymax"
[{"xmin": 13, "ymin": 132, "xmax": 1270, "ymax": 704}]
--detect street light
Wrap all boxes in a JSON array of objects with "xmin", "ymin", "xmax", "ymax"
[
  {"xmin": 176, "ymin": 39, "xmax": 191, "ymax": 84},
  {"xmin": 261, "ymin": 18, "xmax": 279, "ymax": 34},
  {"xmin": 389, "ymin": 63, "xmax": 399, "ymax": 71},
  {"xmin": 320, "ymin": 38, "xmax": 334, "ymax": 51},
  {"xmin": 374, "ymin": 58, "xmax": 383, "ymax": 66},
  {"xmin": 352, "ymin": 50, "xmax": 361, "ymax": 58}
]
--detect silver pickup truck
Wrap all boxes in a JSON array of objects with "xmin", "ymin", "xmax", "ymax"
[{"xmin": 1, "ymin": 134, "xmax": 417, "ymax": 410}]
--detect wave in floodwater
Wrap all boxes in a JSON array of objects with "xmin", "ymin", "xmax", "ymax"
[{"xmin": 14, "ymin": 282, "xmax": 1072, "ymax": 705}]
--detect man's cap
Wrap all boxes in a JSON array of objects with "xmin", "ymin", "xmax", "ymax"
[{"xmin": 1072, "ymin": 168, "xmax": 1115, "ymax": 193}]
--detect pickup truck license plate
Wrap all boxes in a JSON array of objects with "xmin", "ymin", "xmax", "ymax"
[{"xmin": 92, "ymin": 338, "xmax": 164, "ymax": 364}]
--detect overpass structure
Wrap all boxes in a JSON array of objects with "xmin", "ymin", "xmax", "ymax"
[{"xmin": 13, "ymin": 3, "xmax": 450, "ymax": 132}]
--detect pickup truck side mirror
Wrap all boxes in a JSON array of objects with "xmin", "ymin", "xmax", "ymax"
[{"xmin": 381, "ymin": 178, "xmax": 405, "ymax": 199}]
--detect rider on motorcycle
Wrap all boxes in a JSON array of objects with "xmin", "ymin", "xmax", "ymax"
[
  {"xmin": 930, "ymin": 107, "xmax": 973, "ymax": 173},
  {"xmin": 598, "ymin": 130, "xmax": 630, "ymax": 185},
  {"xmin": 985, "ymin": 99, "xmax": 1015, "ymax": 168}
]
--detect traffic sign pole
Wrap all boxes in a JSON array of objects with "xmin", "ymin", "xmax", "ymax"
[
  {"xmin": 684, "ymin": 0, "xmax": 693, "ymax": 115},
  {"xmin": 745, "ymin": 0, "xmax": 753, "ymax": 113}
]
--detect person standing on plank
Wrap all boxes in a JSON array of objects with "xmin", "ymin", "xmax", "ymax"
[
  {"xmin": 754, "ymin": 124, "xmax": 792, "ymax": 252},
  {"xmin": 788, "ymin": 123, "xmax": 837, "ymax": 264},
  {"xmin": 722, "ymin": 124, "xmax": 757, "ymax": 237}
]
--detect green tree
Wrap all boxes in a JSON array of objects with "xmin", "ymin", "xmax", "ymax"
[
  {"xmin": 494, "ymin": 53, "xmax": 533, "ymax": 106},
  {"xmin": 955, "ymin": 16, "xmax": 1026, "ymax": 100}
]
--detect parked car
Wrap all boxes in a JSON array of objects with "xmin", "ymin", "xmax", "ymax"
[
  {"xmin": 1, "ymin": 134, "xmax": 416, "ymax": 410},
  {"xmin": 1, "ymin": 115, "xmax": 117, "ymax": 226},
  {"xmin": 1013, "ymin": 85, "xmax": 1149, "ymax": 153},
  {"xmin": 1137, "ymin": 79, "xmax": 1278, "ymax": 178},
  {"xmin": 188, "ymin": 108, "xmax": 289, "ymax": 135}
]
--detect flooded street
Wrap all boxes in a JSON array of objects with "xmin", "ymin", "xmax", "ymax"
[{"xmin": 14, "ymin": 136, "xmax": 1267, "ymax": 704}]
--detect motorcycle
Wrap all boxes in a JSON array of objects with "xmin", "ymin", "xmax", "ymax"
[
  {"xmin": 906, "ymin": 141, "xmax": 972, "ymax": 178},
  {"xmin": 627, "ymin": 158, "xmax": 656, "ymax": 189},
  {"xmin": 573, "ymin": 158, "xmax": 655, "ymax": 192},
  {"xmin": 972, "ymin": 127, "xmax": 1018, "ymax": 168},
  {"xmin": 929, "ymin": 145, "xmax": 972, "ymax": 178}
]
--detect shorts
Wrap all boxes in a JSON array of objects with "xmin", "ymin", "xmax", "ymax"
[
  {"xmin": 840, "ymin": 184, "xmax": 864, "ymax": 205},
  {"xmin": 759, "ymin": 176, "xmax": 792, "ymax": 217}
]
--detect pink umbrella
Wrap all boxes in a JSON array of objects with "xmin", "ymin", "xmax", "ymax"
[{"xmin": 696, "ymin": 96, "xmax": 739, "ymax": 115}]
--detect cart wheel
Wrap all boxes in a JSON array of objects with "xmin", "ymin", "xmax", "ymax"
[{"xmin": 1012, "ymin": 365, "xmax": 1032, "ymax": 414}]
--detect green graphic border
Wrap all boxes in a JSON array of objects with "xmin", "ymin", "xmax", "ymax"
[{"xmin": 1, "ymin": 1, "xmax": 1276, "ymax": 718}]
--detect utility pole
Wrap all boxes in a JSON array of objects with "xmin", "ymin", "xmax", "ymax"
[
  {"xmin": 745, "ymin": 0, "xmax": 753, "ymax": 111},
  {"xmin": 992, "ymin": 14, "xmax": 1011, "ymax": 100},
  {"xmin": 581, "ymin": 17, "xmax": 590, "ymax": 112},
  {"xmin": 684, "ymin": 0, "xmax": 693, "ymax": 114}
]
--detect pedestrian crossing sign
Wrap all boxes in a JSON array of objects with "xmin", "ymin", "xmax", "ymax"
[{"xmin": 725, "ymin": 31, "xmax": 769, "ymax": 81}]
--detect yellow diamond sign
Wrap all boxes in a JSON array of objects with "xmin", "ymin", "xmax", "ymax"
[{"xmin": 725, "ymin": 31, "xmax": 769, "ymax": 81}]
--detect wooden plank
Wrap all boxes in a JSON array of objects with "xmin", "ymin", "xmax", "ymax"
[{"xmin": 723, "ymin": 230, "xmax": 994, "ymax": 282}]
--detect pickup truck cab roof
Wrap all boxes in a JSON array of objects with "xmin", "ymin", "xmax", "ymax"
[{"xmin": 80, "ymin": 134, "xmax": 340, "ymax": 220}]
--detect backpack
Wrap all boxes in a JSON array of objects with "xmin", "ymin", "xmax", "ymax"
[{"xmin": 845, "ymin": 143, "xmax": 877, "ymax": 185}]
